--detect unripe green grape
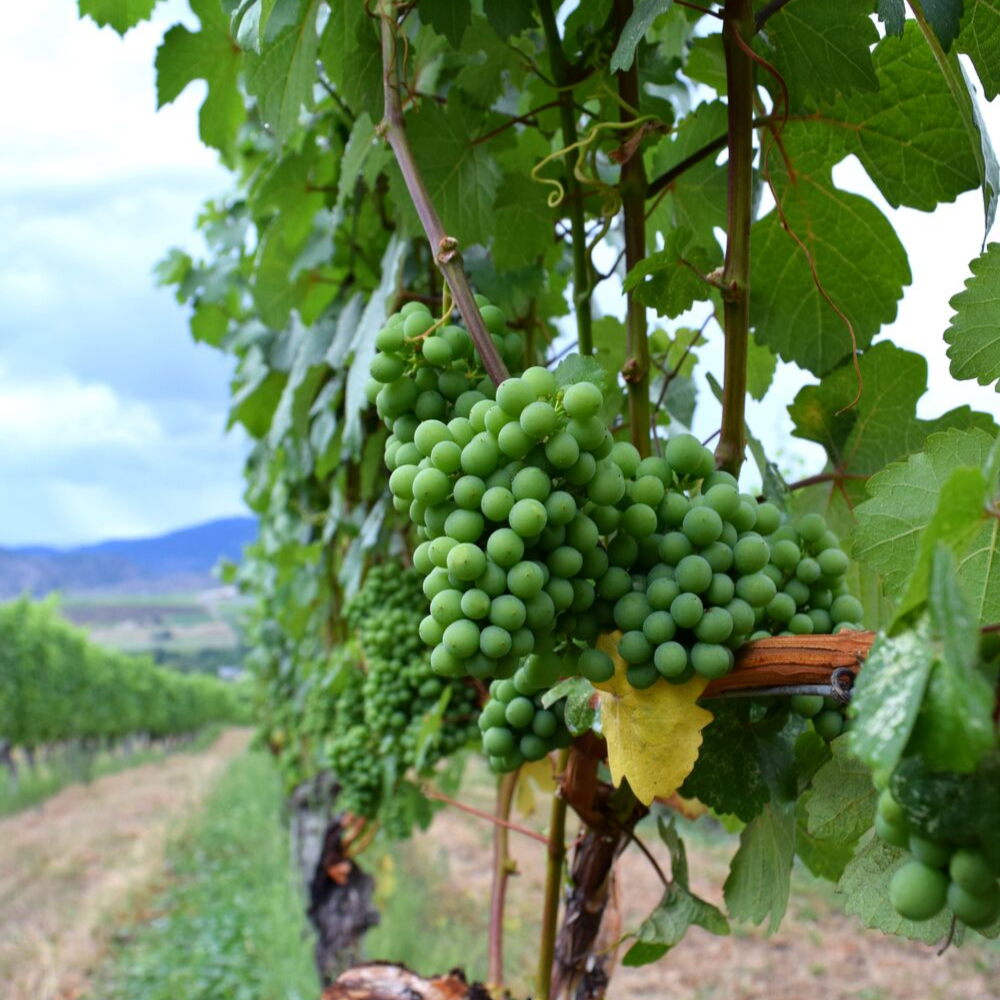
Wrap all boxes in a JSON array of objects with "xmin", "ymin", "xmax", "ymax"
[
  {"xmin": 481, "ymin": 624, "xmax": 513, "ymax": 659},
  {"xmin": 445, "ymin": 508, "xmax": 484, "ymax": 544},
  {"xmin": 781, "ymin": 577, "xmax": 809, "ymax": 606},
  {"xmin": 608, "ymin": 534, "xmax": 639, "ymax": 569},
  {"xmin": 752, "ymin": 502, "xmax": 779, "ymax": 536},
  {"xmin": 498, "ymin": 421, "xmax": 534, "ymax": 459},
  {"xmin": 546, "ymin": 577, "xmax": 574, "ymax": 611},
  {"xmin": 454, "ymin": 390, "xmax": 483, "ymax": 420},
  {"xmin": 486, "ymin": 528, "xmax": 525, "ymax": 568},
  {"xmin": 817, "ymin": 547, "xmax": 849, "ymax": 577},
  {"xmin": 766, "ymin": 592, "xmax": 796, "ymax": 624},
  {"xmin": 431, "ymin": 440, "xmax": 462, "ymax": 474},
  {"xmin": 547, "ymin": 546, "xmax": 583, "ymax": 579},
  {"xmin": 469, "ymin": 398, "xmax": 493, "ymax": 432},
  {"xmin": 733, "ymin": 534, "xmax": 769, "ymax": 575},
  {"xmin": 415, "ymin": 390, "xmax": 447, "ymax": 421},
  {"xmin": 546, "ymin": 431, "xmax": 580, "ymax": 469},
  {"xmin": 571, "ymin": 578, "xmax": 596, "ymax": 613},
  {"xmin": 831, "ymin": 594, "xmax": 863, "ymax": 624},
  {"xmin": 609, "ymin": 441, "xmax": 641, "ymax": 478},
  {"xmin": 530, "ymin": 709, "xmax": 557, "ymax": 740},
  {"xmin": 509, "ymin": 498, "xmax": 548, "ymax": 537},
  {"xmin": 507, "ymin": 561, "xmax": 545, "ymax": 599},
  {"xmin": 580, "ymin": 546, "xmax": 610, "ymax": 580},
  {"xmin": 420, "ymin": 614, "xmax": 444, "ymax": 645},
  {"xmin": 949, "ymin": 849, "xmax": 996, "ymax": 892},
  {"xmin": 671, "ymin": 592, "xmax": 704, "ymax": 629},
  {"xmin": 520, "ymin": 401, "xmax": 557, "ymax": 439},
  {"xmin": 461, "ymin": 588, "xmax": 492, "ymax": 620},
  {"xmin": 438, "ymin": 370, "xmax": 467, "ymax": 402},
  {"xmin": 889, "ymin": 862, "xmax": 948, "ymax": 921},
  {"xmin": 412, "ymin": 468, "xmax": 450, "ymax": 507},
  {"xmin": 389, "ymin": 464, "xmax": 419, "ymax": 501},
  {"xmin": 796, "ymin": 557, "xmax": 821, "ymax": 584},
  {"xmin": 409, "ymin": 500, "xmax": 427, "ymax": 528},
  {"xmin": 618, "ymin": 630, "xmax": 652, "ymax": 664},
  {"xmin": 563, "ymin": 381, "xmax": 603, "ymax": 419},
  {"xmin": 706, "ymin": 573, "xmax": 735, "ymax": 606},
  {"xmin": 769, "ymin": 539, "xmax": 799, "ymax": 571},
  {"xmin": 874, "ymin": 812, "xmax": 910, "ymax": 848},
  {"xmin": 579, "ymin": 647, "xmax": 615, "ymax": 682},
  {"xmin": 484, "ymin": 726, "xmax": 516, "ymax": 757},
  {"xmin": 690, "ymin": 642, "xmax": 733, "ymax": 679},
  {"xmin": 484, "ymin": 404, "xmax": 513, "ymax": 438},
  {"xmin": 659, "ymin": 531, "xmax": 693, "ymax": 565},
  {"xmin": 813, "ymin": 709, "xmax": 844, "ymax": 741},
  {"xmin": 564, "ymin": 451, "xmax": 598, "ymax": 487},
  {"xmin": 724, "ymin": 598, "xmax": 755, "ymax": 635},
  {"xmin": 909, "ymin": 835, "xmax": 952, "ymax": 870},
  {"xmin": 443, "ymin": 619, "xmax": 480, "ymax": 658},
  {"xmin": 648, "ymin": 577, "xmax": 681, "ymax": 611},
  {"xmin": 700, "ymin": 541, "xmax": 734, "ymax": 574},
  {"xmin": 731, "ymin": 501, "xmax": 757, "ymax": 533},
  {"xmin": 447, "ymin": 543, "xmax": 487, "ymax": 582},
  {"xmin": 453, "ymin": 475, "xmax": 486, "ymax": 511},
  {"xmin": 395, "ymin": 442, "xmax": 422, "ymax": 467},
  {"xmin": 694, "ymin": 607, "xmax": 734, "ymax": 644},
  {"xmin": 496, "ymin": 377, "xmax": 535, "ymax": 416},
  {"xmin": 513, "ymin": 467, "xmax": 551, "ymax": 502},
  {"xmin": 658, "ymin": 492, "xmax": 689, "ymax": 529},
  {"xmin": 704, "ymin": 484, "xmax": 740, "ymax": 520},
  {"xmin": 637, "ymin": 456, "xmax": 671, "ymax": 484},
  {"xmin": 524, "ymin": 591, "xmax": 556, "ymax": 629},
  {"xmin": 653, "ymin": 641, "xmax": 688, "ymax": 678},
  {"xmin": 588, "ymin": 465, "xmax": 626, "ymax": 506},
  {"xmin": 613, "ymin": 592, "xmax": 652, "ymax": 632},
  {"xmin": 797, "ymin": 512, "xmax": 827, "ymax": 544},
  {"xmin": 567, "ymin": 416, "xmax": 606, "ymax": 451},
  {"xmin": 446, "ymin": 417, "xmax": 474, "ymax": 447},
  {"xmin": 421, "ymin": 335, "xmax": 452, "ymax": 366},
  {"xmin": 538, "ymin": 524, "xmax": 566, "ymax": 551},
  {"xmin": 461, "ymin": 433, "xmax": 501, "ymax": 477},
  {"xmin": 790, "ymin": 694, "xmax": 824, "ymax": 718},
  {"xmin": 762, "ymin": 563, "xmax": 784, "ymax": 586},
  {"xmin": 520, "ymin": 733, "xmax": 550, "ymax": 762},
  {"xmin": 543, "ymin": 490, "xmax": 576, "ymax": 527},
  {"xmin": 948, "ymin": 881, "xmax": 1000, "ymax": 928},
  {"xmin": 424, "ymin": 501, "xmax": 455, "ymax": 538},
  {"xmin": 565, "ymin": 514, "xmax": 599, "ymax": 552},
  {"xmin": 676, "ymin": 554, "xmax": 713, "ymax": 595},
  {"xmin": 413, "ymin": 541, "xmax": 435, "ymax": 576},
  {"xmin": 621, "ymin": 503, "xmax": 658, "ymax": 538},
  {"xmin": 430, "ymin": 589, "xmax": 464, "ymax": 627},
  {"xmin": 627, "ymin": 662, "xmax": 660, "ymax": 689},
  {"xmin": 631, "ymin": 475, "xmax": 665, "ymax": 508},
  {"xmin": 481, "ymin": 699, "xmax": 509, "ymax": 729},
  {"xmin": 490, "ymin": 594, "xmax": 527, "ymax": 630},
  {"xmin": 479, "ymin": 303, "xmax": 506, "ymax": 335},
  {"xmin": 597, "ymin": 566, "xmax": 632, "ymax": 600},
  {"xmin": 664, "ymin": 434, "xmax": 704, "ymax": 476},
  {"xmin": 682, "ymin": 507, "xmax": 723, "ymax": 546},
  {"xmin": 788, "ymin": 612, "xmax": 814, "ymax": 635},
  {"xmin": 520, "ymin": 365, "xmax": 555, "ymax": 397},
  {"xmin": 370, "ymin": 352, "xmax": 405, "ymax": 383},
  {"xmin": 735, "ymin": 573, "xmax": 777, "ymax": 608},
  {"xmin": 375, "ymin": 323, "xmax": 406, "ymax": 352},
  {"xmin": 806, "ymin": 608, "xmax": 833, "ymax": 634},
  {"xmin": 642, "ymin": 610, "xmax": 676, "ymax": 644},
  {"xmin": 481, "ymin": 486, "xmax": 515, "ymax": 522}
]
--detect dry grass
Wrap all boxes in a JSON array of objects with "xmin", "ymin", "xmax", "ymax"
[{"xmin": 0, "ymin": 728, "xmax": 251, "ymax": 1000}]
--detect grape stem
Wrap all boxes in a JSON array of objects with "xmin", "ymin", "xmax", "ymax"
[
  {"xmin": 377, "ymin": 4, "xmax": 509, "ymax": 386},
  {"xmin": 715, "ymin": 0, "xmax": 756, "ymax": 476},
  {"xmin": 615, "ymin": 0, "xmax": 652, "ymax": 459},
  {"xmin": 488, "ymin": 770, "xmax": 519, "ymax": 988},
  {"xmin": 421, "ymin": 786, "xmax": 548, "ymax": 844},
  {"xmin": 536, "ymin": 749, "xmax": 569, "ymax": 1000}
]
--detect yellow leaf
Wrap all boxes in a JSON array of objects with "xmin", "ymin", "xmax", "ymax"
[
  {"xmin": 514, "ymin": 756, "xmax": 557, "ymax": 817},
  {"xmin": 592, "ymin": 631, "xmax": 714, "ymax": 806}
]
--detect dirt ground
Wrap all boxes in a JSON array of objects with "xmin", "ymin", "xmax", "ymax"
[
  {"xmin": 412, "ymin": 769, "xmax": 1000, "ymax": 1000},
  {"xmin": 0, "ymin": 728, "xmax": 251, "ymax": 1000}
]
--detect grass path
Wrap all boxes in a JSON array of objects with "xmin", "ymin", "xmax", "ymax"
[{"xmin": 0, "ymin": 728, "xmax": 251, "ymax": 1000}]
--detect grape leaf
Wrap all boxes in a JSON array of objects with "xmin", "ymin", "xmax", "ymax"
[
  {"xmin": 554, "ymin": 354, "xmax": 610, "ymax": 394},
  {"xmin": 749, "ymin": 166, "xmax": 909, "ymax": 376},
  {"xmin": 907, "ymin": 546, "xmax": 998, "ymax": 773},
  {"xmin": 420, "ymin": 0, "xmax": 471, "ymax": 47},
  {"xmin": 336, "ymin": 114, "xmax": 391, "ymax": 213},
  {"xmin": 945, "ymin": 242, "xmax": 1000, "ymax": 392},
  {"xmin": 684, "ymin": 35, "xmax": 726, "ymax": 94},
  {"xmin": 155, "ymin": 0, "xmax": 245, "ymax": 158},
  {"xmin": 877, "ymin": 0, "xmax": 906, "ymax": 37},
  {"xmin": 763, "ymin": 0, "xmax": 878, "ymax": 109},
  {"xmin": 542, "ymin": 676, "xmax": 597, "ymax": 735},
  {"xmin": 255, "ymin": 142, "xmax": 334, "ymax": 246},
  {"xmin": 679, "ymin": 702, "xmax": 797, "ymax": 823},
  {"xmin": 611, "ymin": 0, "xmax": 675, "ymax": 73},
  {"xmin": 455, "ymin": 18, "xmax": 527, "ymax": 108},
  {"xmin": 389, "ymin": 97, "xmax": 503, "ymax": 248},
  {"xmin": 795, "ymin": 26, "xmax": 982, "ymax": 212},
  {"xmin": 746, "ymin": 335, "xmax": 776, "ymax": 401},
  {"xmin": 78, "ymin": 0, "xmax": 161, "ymax": 34},
  {"xmin": 839, "ymin": 836, "xmax": 962, "ymax": 943},
  {"xmin": 592, "ymin": 632, "xmax": 713, "ymax": 807},
  {"xmin": 922, "ymin": 0, "xmax": 966, "ymax": 50},
  {"xmin": 492, "ymin": 174, "xmax": 554, "ymax": 270},
  {"xmin": 852, "ymin": 427, "xmax": 999, "ymax": 619},
  {"xmin": 319, "ymin": 9, "xmax": 383, "ymax": 120},
  {"xmin": 723, "ymin": 802, "xmax": 795, "ymax": 936},
  {"xmin": 483, "ymin": 0, "xmax": 535, "ymax": 39},
  {"xmin": 848, "ymin": 618, "xmax": 936, "ymax": 774},
  {"xmin": 959, "ymin": 0, "xmax": 1000, "ymax": 100},
  {"xmin": 244, "ymin": 0, "xmax": 321, "ymax": 140},
  {"xmin": 795, "ymin": 797, "xmax": 855, "ymax": 882},
  {"xmin": 805, "ymin": 739, "xmax": 877, "ymax": 847},
  {"xmin": 622, "ymin": 227, "xmax": 716, "ymax": 319},
  {"xmin": 268, "ymin": 314, "xmax": 334, "ymax": 447}
]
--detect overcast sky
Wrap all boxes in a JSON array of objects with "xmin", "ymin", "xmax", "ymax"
[{"xmin": 0, "ymin": 3, "xmax": 996, "ymax": 546}]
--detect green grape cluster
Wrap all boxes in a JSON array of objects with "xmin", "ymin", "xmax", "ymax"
[
  {"xmin": 876, "ymin": 780, "xmax": 1000, "ymax": 928},
  {"xmin": 478, "ymin": 665, "xmax": 574, "ymax": 773},
  {"xmin": 325, "ymin": 562, "xmax": 480, "ymax": 821},
  {"xmin": 747, "ymin": 512, "xmax": 861, "ymax": 640},
  {"xmin": 789, "ymin": 692, "xmax": 851, "ymax": 742}
]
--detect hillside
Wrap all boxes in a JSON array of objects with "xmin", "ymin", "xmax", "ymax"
[{"xmin": 0, "ymin": 517, "xmax": 257, "ymax": 598}]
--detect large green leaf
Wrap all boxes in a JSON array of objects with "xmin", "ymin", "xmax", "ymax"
[
  {"xmin": 958, "ymin": 0, "xmax": 1000, "ymax": 99},
  {"xmin": 155, "ymin": 0, "xmax": 245, "ymax": 157},
  {"xmin": 723, "ymin": 802, "xmax": 796, "ymax": 936},
  {"xmin": 849, "ymin": 619, "xmax": 936, "ymax": 774},
  {"xmin": 244, "ymin": 0, "xmax": 321, "ymax": 140},
  {"xmin": 805, "ymin": 740, "xmax": 877, "ymax": 847},
  {"xmin": 78, "ymin": 0, "xmax": 160, "ymax": 34},
  {"xmin": 491, "ymin": 173, "xmax": 554, "ymax": 271},
  {"xmin": 922, "ymin": 0, "xmax": 966, "ymax": 50},
  {"xmin": 320, "ymin": 7, "xmax": 383, "ymax": 120},
  {"xmin": 388, "ymin": 97, "xmax": 503, "ymax": 248},
  {"xmin": 749, "ymin": 166, "xmax": 910, "ymax": 376},
  {"xmin": 763, "ymin": 0, "xmax": 878, "ymax": 108},
  {"xmin": 945, "ymin": 242, "xmax": 1000, "ymax": 392},
  {"xmin": 852, "ymin": 427, "xmax": 1000, "ymax": 618},
  {"xmin": 623, "ymin": 227, "xmax": 715, "ymax": 319},
  {"xmin": 483, "ymin": 0, "xmax": 535, "ymax": 39},
  {"xmin": 611, "ymin": 0, "xmax": 675, "ymax": 73},
  {"xmin": 420, "ymin": 0, "xmax": 471, "ymax": 47}
]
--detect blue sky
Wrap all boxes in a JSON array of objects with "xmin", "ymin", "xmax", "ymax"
[{"xmin": 0, "ymin": 3, "xmax": 996, "ymax": 546}]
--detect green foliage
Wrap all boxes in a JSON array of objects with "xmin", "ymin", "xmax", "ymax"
[{"xmin": 945, "ymin": 242, "xmax": 1000, "ymax": 392}]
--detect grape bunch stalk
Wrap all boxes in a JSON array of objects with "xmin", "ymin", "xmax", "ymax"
[{"xmin": 367, "ymin": 300, "xmax": 863, "ymax": 773}]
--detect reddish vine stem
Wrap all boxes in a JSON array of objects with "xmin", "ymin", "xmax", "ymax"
[
  {"xmin": 615, "ymin": 0, "xmax": 651, "ymax": 457},
  {"xmin": 715, "ymin": 0, "xmax": 755, "ymax": 476},
  {"xmin": 377, "ymin": 5, "xmax": 509, "ymax": 385},
  {"xmin": 422, "ymin": 787, "xmax": 549, "ymax": 844},
  {"xmin": 536, "ymin": 749, "xmax": 569, "ymax": 1000},
  {"xmin": 488, "ymin": 770, "xmax": 519, "ymax": 988}
]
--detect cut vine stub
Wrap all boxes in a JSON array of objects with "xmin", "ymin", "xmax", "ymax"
[
  {"xmin": 323, "ymin": 964, "xmax": 491, "ymax": 999},
  {"xmin": 701, "ymin": 630, "xmax": 876, "ymax": 697}
]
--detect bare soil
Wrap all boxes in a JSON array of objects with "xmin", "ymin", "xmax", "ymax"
[
  {"xmin": 410, "ymin": 767, "xmax": 1000, "ymax": 1000},
  {"xmin": 0, "ymin": 728, "xmax": 251, "ymax": 1000}
]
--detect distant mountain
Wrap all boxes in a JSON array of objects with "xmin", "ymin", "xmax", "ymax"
[{"xmin": 0, "ymin": 517, "xmax": 258, "ymax": 598}]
